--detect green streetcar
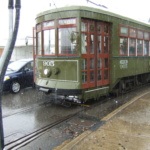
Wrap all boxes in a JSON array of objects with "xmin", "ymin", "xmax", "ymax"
[{"xmin": 34, "ymin": 6, "xmax": 150, "ymax": 103}]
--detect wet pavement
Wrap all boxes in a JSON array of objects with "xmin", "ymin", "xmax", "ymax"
[
  {"xmin": 17, "ymin": 87, "xmax": 150, "ymax": 149},
  {"xmin": 2, "ymin": 86, "xmax": 150, "ymax": 149},
  {"xmin": 2, "ymin": 88, "xmax": 82, "ymax": 147},
  {"xmin": 58, "ymin": 91, "xmax": 150, "ymax": 150}
]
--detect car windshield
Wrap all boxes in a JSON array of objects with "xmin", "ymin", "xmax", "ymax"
[{"xmin": 7, "ymin": 60, "xmax": 29, "ymax": 71}]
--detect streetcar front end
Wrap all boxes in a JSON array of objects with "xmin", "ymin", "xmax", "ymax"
[
  {"xmin": 35, "ymin": 57, "xmax": 82, "ymax": 103},
  {"xmin": 34, "ymin": 16, "xmax": 84, "ymax": 103}
]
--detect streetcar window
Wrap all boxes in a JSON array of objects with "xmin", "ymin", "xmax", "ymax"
[
  {"xmin": 82, "ymin": 59, "xmax": 87, "ymax": 70},
  {"xmin": 104, "ymin": 24, "xmax": 109, "ymax": 34},
  {"xmin": 129, "ymin": 38, "xmax": 136, "ymax": 55},
  {"xmin": 81, "ymin": 33, "xmax": 87, "ymax": 54},
  {"xmin": 82, "ymin": 72, "xmax": 87, "ymax": 83},
  {"xmin": 144, "ymin": 41, "xmax": 149, "ymax": 55},
  {"xmin": 137, "ymin": 30, "xmax": 143, "ymax": 39},
  {"xmin": 90, "ymin": 71, "xmax": 94, "ymax": 82},
  {"xmin": 97, "ymin": 58, "xmax": 102, "ymax": 68},
  {"xmin": 37, "ymin": 32, "xmax": 42, "ymax": 55},
  {"xmin": 59, "ymin": 18, "xmax": 76, "ymax": 25},
  {"xmin": 81, "ymin": 22, "xmax": 88, "ymax": 32},
  {"xmin": 97, "ymin": 24, "xmax": 102, "ymax": 33},
  {"xmin": 36, "ymin": 24, "xmax": 41, "ymax": 30},
  {"xmin": 119, "ymin": 25, "xmax": 150, "ymax": 56},
  {"xmin": 82, "ymin": 59, "xmax": 87, "ymax": 83},
  {"xmin": 120, "ymin": 37, "xmax": 128, "ymax": 55},
  {"xmin": 137, "ymin": 39, "xmax": 143, "ymax": 55},
  {"xmin": 90, "ymin": 58, "xmax": 94, "ymax": 69},
  {"xmin": 44, "ymin": 29, "xmax": 55, "ymax": 55},
  {"xmin": 120, "ymin": 26, "xmax": 128, "ymax": 36},
  {"xmin": 104, "ymin": 58, "xmax": 108, "ymax": 68},
  {"xmin": 90, "ymin": 24, "xmax": 95, "ymax": 32},
  {"xmin": 90, "ymin": 35, "xmax": 94, "ymax": 53},
  {"xmin": 130, "ymin": 28, "xmax": 136, "ymax": 37},
  {"xmin": 104, "ymin": 36, "xmax": 109, "ymax": 53},
  {"xmin": 144, "ymin": 32, "xmax": 149, "ymax": 40},
  {"xmin": 58, "ymin": 27, "xmax": 77, "ymax": 55},
  {"xmin": 97, "ymin": 70, "xmax": 102, "ymax": 81},
  {"xmin": 97, "ymin": 35, "xmax": 102, "ymax": 54},
  {"xmin": 43, "ymin": 21, "xmax": 54, "ymax": 28}
]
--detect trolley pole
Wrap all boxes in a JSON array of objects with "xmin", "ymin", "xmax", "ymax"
[{"xmin": 0, "ymin": 0, "xmax": 21, "ymax": 149}]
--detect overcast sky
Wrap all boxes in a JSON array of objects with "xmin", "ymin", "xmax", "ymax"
[{"xmin": 0, "ymin": 0, "xmax": 149, "ymax": 45}]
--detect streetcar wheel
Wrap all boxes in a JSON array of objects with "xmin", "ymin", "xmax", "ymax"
[{"xmin": 10, "ymin": 81, "xmax": 21, "ymax": 93}]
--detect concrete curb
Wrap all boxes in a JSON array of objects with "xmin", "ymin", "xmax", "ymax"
[{"xmin": 53, "ymin": 130, "xmax": 92, "ymax": 150}]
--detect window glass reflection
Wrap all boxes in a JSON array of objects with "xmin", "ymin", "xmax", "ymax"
[
  {"xmin": 97, "ymin": 36, "xmax": 101, "ymax": 54},
  {"xmin": 144, "ymin": 41, "xmax": 149, "ymax": 55},
  {"xmin": 130, "ymin": 28, "xmax": 136, "ymax": 37},
  {"xmin": 82, "ymin": 72, "xmax": 87, "ymax": 83},
  {"xmin": 97, "ymin": 24, "xmax": 102, "ymax": 33},
  {"xmin": 137, "ymin": 40, "xmax": 143, "ymax": 55},
  {"xmin": 97, "ymin": 70, "xmax": 102, "ymax": 81},
  {"xmin": 90, "ymin": 71, "xmax": 94, "ymax": 82},
  {"xmin": 90, "ymin": 58, "xmax": 94, "ymax": 69},
  {"xmin": 81, "ymin": 33, "xmax": 87, "ymax": 54},
  {"xmin": 104, "ymin": 24, "xmax": 109, "ymax": 34},
  {"xmin": 82, "ymin": 59, "xmax": 87, "ymax": 70},
  {"xmin": 90, "ymin": 35, "xmax": 94, "ymax": 53},
  {"xmin": 137, "ymin": 30, "xmax": 143, "ymax": 39},
  {"xmin": 37, "ymin": 32, "xmax": 42, "ymax": 55},
  {"xmin": 44, "ymin": 29, "xmax": 55, "ymax": 55},
  {"xmin": 59, "ymin": 27, "xmax": 77, "ymax": 55},
  {"xmin": 104, "ymin": 58, "xmax": 108, "ymax": 68},
  {"xmin": 59, "ymin": 18, "xmax": 76, "ymax": 25},
  {"xmin": 129, "ymin": 38, "xmax": 136, "ymax": 55},
  {"xmin": 98, "ymin": 58, "xmax": 102, "ymax": 68},
  {"xmin": 104, "ymin": 36, "xmax": 109, "ymax": 53},
  {"xmin": 81, "ymin": 22, "xmax": 88, "ymax": 32},
  {"xmin": 144, "ymin": 32, "xmax": 149, "ymax": 40},
  {"xmin": 120, "ymin": 37, "xmax": 128, "ymax": 55},
  {"xmin": 120, "ymin": 26, "xmax": 128, "ymax": 36}
]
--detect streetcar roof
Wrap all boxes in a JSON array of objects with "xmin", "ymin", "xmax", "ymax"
[{"xmin": 36, "ymin": 5, "xmax": 150, "ymax": 28}]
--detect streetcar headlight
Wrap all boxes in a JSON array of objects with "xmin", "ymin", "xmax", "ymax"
[
  {"xmin": 44, "ymin": 69, "xmax": 51, "ymax": 77},
  {"xmin": 4, "ymin": 76, "xmax": 10, "ymax": 81}
]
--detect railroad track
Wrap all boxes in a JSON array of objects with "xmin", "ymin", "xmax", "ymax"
[{"xmin": 4, "ymin": 110, "xmax": 84, "ymax": 150}]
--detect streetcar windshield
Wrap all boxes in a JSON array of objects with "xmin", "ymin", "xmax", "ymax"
[
  {"xmin": 59, "ymin": 27, "xmax": 77, "ymax": 55},
  {"xmin": 44, "ymin": 29, "xmax": 55, "ymax": 55},
  {"xmin": 36, "ymin": 18, "xmax": 77, "ymax": 56}
]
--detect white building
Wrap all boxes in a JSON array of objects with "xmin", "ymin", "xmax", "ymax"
[{"xmin": 0, "ymin": 38, "xmax": 34, "ymax": 61}]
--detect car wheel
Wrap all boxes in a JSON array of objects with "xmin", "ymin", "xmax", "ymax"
[{"xmin": 11, "ymin": 81, "xmax": 21, "ymax": 93}]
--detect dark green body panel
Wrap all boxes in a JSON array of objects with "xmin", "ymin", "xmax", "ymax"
[
  {"xmin": 110, "ymin": 57, "xmax": 150, "ymax": 89},
  {"xmin": 35, "ymin": 6, "xmax": 150, "ymax": 101},
  {"xmin": 36, "ymin": 57, "xmax": 81, "ymax": 89}
]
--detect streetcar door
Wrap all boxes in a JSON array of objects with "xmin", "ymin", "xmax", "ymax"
[
  {"xmin": 81, "ymin": 19, "xmax": 110, "ymax": 89},
  {"xmin": 96, "ymin": 22, "xmax": 110, "ymax": 86}
]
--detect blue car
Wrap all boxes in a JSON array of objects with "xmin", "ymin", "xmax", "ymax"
[{"xmin": 3, "ymin": 59, "xmax": 34, "ymax": 93}]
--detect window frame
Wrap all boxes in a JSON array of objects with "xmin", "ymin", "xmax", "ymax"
[
  {"xmin": 57, "ymin": 18, "xmax": 78, "ymax": 56},
  {"xmin": 119, "ymin": 24, "xmax": 150, "ymax": 56},
  {"xmin": 42, "ymin": 20, "xmax": 55, "ymax": 56},
  {"xmin": 36, "ymin": 23, "xmax": 43, "ymax": 56}
]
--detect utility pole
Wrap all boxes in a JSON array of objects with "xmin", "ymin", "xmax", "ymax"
[{"xmin": 0, "ymin": 0, "xmax": 21, "ymax": 149}]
